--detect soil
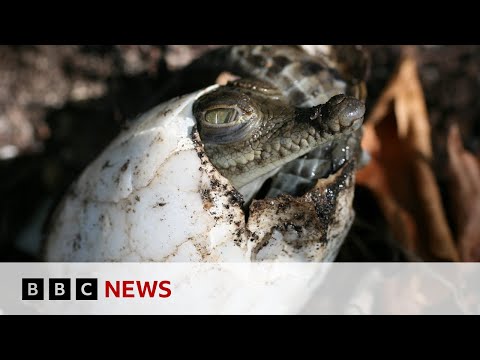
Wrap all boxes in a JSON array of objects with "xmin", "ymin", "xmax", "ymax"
[{"xmin": 0, "ymin": 45, "xmax": 478, "ymax": 261}]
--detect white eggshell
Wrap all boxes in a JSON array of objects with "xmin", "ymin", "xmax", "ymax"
[{"xmin": 45, "ymin": 86, "xmax": 250, "ymax": 262}]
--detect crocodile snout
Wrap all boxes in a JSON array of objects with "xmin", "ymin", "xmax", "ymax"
[{"xmin": 321, "ymin": 94, "xmax": 365, "ymax": 133}]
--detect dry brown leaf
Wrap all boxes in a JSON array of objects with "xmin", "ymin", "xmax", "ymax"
[
  {"xmin": 447, "ymin": 124, "xmax": 480, "ymax": 261},
  {"xmin": 357, "ymin": 50, "xmax": 460, "ymax": 261},
  {"xmin": 357, "ymin": 123, "xmax": 420, "ymax": 252}
]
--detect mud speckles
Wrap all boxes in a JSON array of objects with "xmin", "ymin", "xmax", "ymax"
[
  {"xmin": 192, "ymin": 241, "xmax": 211, "ymax": 260},
  {"xmin": 153, "ymin": 202, "xmax": 167, "ymax": 208},
  {"xmin": 120, "ymin": 159, "xmax": 130, "ymax": 172},
  {"xmin": 153, "ymin": 133, "xmax": 164, "ymax": 144},
  {"xmin": 276, "ymin": 200, "xmax": 292, "ymax": 214},
  {"xmin": 225, "ymin": 190, "xmax": 244, "ymax": 207},
  {"xmin": 281, "ymin": 222, "xmax": 303, "ymax": 233},
  {"xmin": 72, "ymin": 233, "xmax": 82, "ymax": 251},
  {"xmin": 195, "ymin": 146, "xmax": 209, "ymax": 167},
  {"xmin": 233, "ymin": 234, "xmax": 243, "ymax": 246},
  {"xmin": 192, "ymin": 131, "xmax": 211, "ymax": 168},
  {"xmin": 203, "ymin": 202, "xmax": 213, "ymax": 211},
  {"xmin": 293, "ymin": 213, "xmax": 305, "ymax": 221},
  {"xmin": 210, "ymin": 178, "xmax": 221, "ymax": 190},
  {"xmin": 246, "ymin": 160, "xmax": 356, "ymax": 260},
  {"xmin": 102, "ymin": 160, "xmax": 113, "ymax": 170},
  {"xmin": 201, "ymin": 188, "xmax": 213, "ymax": 210},
  {"xmin": 117, "ymin": 198, "xmax": 133, "ymax": 214}
]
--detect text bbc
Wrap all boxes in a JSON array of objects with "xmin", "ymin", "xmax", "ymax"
[{"xmin": 22, "ymin": 279, "xmax": 172, "ymax": 300}]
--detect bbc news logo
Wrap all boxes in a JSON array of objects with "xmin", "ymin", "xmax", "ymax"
[
  {"xmin": 22, "ymin": 278, "xmax": 98, "ymax": 300},
  {"xmin": 22, "ymin": 278, "xmax": 171, "ymax": 300}
]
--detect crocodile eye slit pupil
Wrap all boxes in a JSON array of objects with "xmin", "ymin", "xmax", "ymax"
[{"xmin": 205, "ymin": 108, "xmax": 236, "ymax": 124}]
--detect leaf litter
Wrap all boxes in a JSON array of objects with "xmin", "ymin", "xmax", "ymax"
[{"xmin": 357, "ymin": 47, "xmax": 480, "ymax": 261}]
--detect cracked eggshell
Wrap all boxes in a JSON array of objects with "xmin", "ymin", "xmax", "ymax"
[
  {"xmin": 44, "ymin": 86, "xmax": 357, "ymax": 262},
  {"xmin": 246, "ymin": 161, "xmax": 356, "ymax": 262},
  {"xmin": 45, "ymin": 86, "xmax": 249, "ymax": 262}
]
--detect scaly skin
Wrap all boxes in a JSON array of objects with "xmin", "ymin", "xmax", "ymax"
[
  {"xmin": 188, "ymin": 45, "xmax": 368, "ymax": 106},
  {"xmin": 193, "ymin": 79, "xmax": 365, "ymax": 189}
]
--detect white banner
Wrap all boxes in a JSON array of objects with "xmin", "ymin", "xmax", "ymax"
[{"xmin": 0, "ymin": 263, "xmax": 478, "ymax": 315}]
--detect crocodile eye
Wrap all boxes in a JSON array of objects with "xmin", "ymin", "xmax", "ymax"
[
  {"xmin": 204, "ymin": 108, "xmax": 238, "ymax": 125},
  {"xmin": 193, "ymin": 86, "xmax": 260, "ymax": 144}
]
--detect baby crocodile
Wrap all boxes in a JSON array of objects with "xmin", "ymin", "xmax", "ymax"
[
  {"xmin": 194, "ymin": 80, "xmax": 364, "ymax": 189},
  {"xmin": 192, "ymin": 45, "xmax": 369, "ymax": 202}
]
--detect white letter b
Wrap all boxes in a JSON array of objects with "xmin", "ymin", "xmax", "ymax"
[
  {"xmin": 55, "ymin": 283, "xmax": 65, "ymax": 296},
  {"xmin": 28, "ymin": 283, "xmax": 38, "ymax": 296}
]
